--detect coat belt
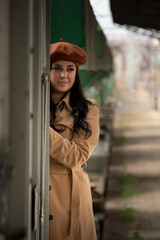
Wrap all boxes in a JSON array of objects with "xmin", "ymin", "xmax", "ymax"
[{"xmin": 69, "ymin": 169, "xmax": 80, "ymax": 238}]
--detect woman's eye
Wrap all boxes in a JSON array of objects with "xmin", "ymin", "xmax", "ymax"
[
  {"xmin": 67, "ymin": 68, "xmax": 75, "ymax": 72},
  {"xmin": 53, "ymin": 67, "xmax": 62, "ymax": 71}
]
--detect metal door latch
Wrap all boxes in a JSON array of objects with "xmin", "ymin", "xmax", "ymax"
[{"xmin": 41, "ymin": 73, "xmax": 50, "ymax": 85}]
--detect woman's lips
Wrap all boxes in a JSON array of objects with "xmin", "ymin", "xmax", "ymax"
[{"xmin": 58, "ymin": 81, "xmax": 68, "ymax": 84}]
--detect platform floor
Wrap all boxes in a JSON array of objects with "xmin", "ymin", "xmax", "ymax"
[{"xmin": 102, "ymin": 88, "xmax": 160, "ymax": 240}]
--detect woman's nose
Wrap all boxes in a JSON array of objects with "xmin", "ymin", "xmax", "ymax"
[{"xmin": 60, "ymin": 70, "xmax": 67, "ymax": 77}]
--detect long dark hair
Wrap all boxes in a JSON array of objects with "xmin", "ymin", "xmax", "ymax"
[{"xmin": 50, "ymin": 71, "xmax": 92, "ymax": 138}]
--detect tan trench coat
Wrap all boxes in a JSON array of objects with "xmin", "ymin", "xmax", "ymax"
[{"xmin": 49, "ymin": 92, "xmax": 99, "ymax": 240}]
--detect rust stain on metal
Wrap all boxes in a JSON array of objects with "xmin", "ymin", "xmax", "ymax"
[{"xmin": 30, "ymin": 113, "xmax": 34, "ymax": 119}]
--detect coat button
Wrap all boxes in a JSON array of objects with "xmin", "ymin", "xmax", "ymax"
[
  {"xmin": 49, "ymin": 215, "xmax": 53, "ymax": 221},
  {"xmin": 49, "ymin": 185, "xmax": 51, "ymax": 191}
]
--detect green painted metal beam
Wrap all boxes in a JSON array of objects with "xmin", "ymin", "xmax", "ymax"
[
  {"xmin": 79, "ymin": 70, "xmax": 110, "ymax": 88},
  {"xmin": 50, "ymin": 0, "xmax": 84, "ymax": 47}
]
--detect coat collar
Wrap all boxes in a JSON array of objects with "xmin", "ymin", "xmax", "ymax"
[{"xmin": 57, "ymin": 91, "xmax": 72, "ymax": 112}]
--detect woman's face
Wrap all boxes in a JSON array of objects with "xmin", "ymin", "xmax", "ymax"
[{"xmin": 50, "ymin": 60, "xmax": 76, "ymax": 94}]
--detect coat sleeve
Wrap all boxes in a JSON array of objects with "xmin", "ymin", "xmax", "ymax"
[{"xmin": 50, "ymin": 104, "xmax": 99, "ymax": 168}]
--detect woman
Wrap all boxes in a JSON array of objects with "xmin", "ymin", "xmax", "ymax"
[{"xmin": 49, "ymin": 40, "xmax": 99, "ymax": 240}]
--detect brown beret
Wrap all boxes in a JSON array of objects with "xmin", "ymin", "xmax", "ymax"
[{"xmin": 50, "ymin": 41, "xmax": 87, "ymax": 70}]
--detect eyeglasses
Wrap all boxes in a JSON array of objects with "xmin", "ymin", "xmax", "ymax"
[{"xmin": 51, "ymin": 65, "xmax": 76, "ymax": 74}]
